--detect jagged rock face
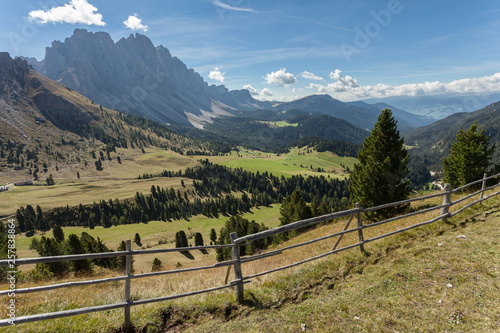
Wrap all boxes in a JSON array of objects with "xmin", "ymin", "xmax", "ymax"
[
  {"xmin": 209, "ymin": 84, "xmax": 272, "ymax": 111},
  {"xmin": 0, "ymin": 52, "xmax": 30, "ymax": 94},
  {"xmin": 29, "ymin": 29, "xmax": 216, "ymax": 126}
]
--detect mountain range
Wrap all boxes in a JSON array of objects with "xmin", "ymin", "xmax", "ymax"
[
  {"xmin": 365, "ymin": 93, "xmax": 500, "ymax": 120},
  {"xmin": 0, "ymin": 52, "xmax": 229, "ymax": 172},
  {"xmin": 405, "ymin": 101, "xmax": 500, "ymax": 160},
  {"xmin": 25, "ymin": 29, "xmax": 433, "ymax": 132}
]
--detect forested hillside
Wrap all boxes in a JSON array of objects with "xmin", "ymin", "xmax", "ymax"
[{"xmin": 405, "ymin": 101, "xmax": 500, "ymax": 170}]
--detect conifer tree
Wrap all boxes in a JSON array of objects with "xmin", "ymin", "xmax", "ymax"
[
  {"xmin": 175, "ymin": 230, "xmax": 188, "ymax": 248},
  {"xmin": 279, "ymin": 190, "xmax": 312, "ymax": 226},
  {"xmin": 194, "ymin": 232, "xmax": 204, "ymax": 246},
  {"xmin": 443, "ymin": 121, "xmax": 495, "ymax": 189},
  {"xmin": 152, "ymin": 258, "xmax": 163, "ymax": 271},
  {"xmin": 134, "ymin": 233, "xmax": 141, "ymax": 246},
  {"xmin": 210, "ymin": 228, "xmax": 217, "ymax": 243},
  {"xmin": 52, "ymin": 225, "xmax": 64, "ymax": 242},
  {"xmin": 349, "ymin": 109, "xmax": 410, "ymax": 218},
  {"xmin": 67, "ymin": 234, "xmax": 92, "ymax": 273}
]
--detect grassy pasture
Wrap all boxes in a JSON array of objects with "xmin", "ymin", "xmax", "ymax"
[
  {"xmin": 2, "ymin": 188, "xmax": 499, "ymax": 332},
  {"xmin": 0, "ymin": 146, "xmax": 356, "ymax": 217},
  {"xmin": 258, "ymin": 120, "xmax": 299, "ymax": 128},
  {"xmin": 14, "ymin": 204, "xmax": 282, "ymax": 273},
  {"xmin": 209, "ymin": 147, "xmax": 356, "ymax": 179}
]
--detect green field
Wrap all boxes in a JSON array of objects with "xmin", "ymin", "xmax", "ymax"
[
  {"xmin": 3, "ymin": 145, "xmax": 355, "ymax": 271},
  {"xmin": 1, "ymin": 146, "xmax": 356, "ymax": 218},
  {"xmin": 258, "ymin": 120, "xmax": 298, "ymax": 128},
  {"xmin": 16, "ymin": 204, "xmax": 282, "ymax": 272},
  {"xmin": 209, "ymin": 147, "xmax": 356, "ymax": 178}
]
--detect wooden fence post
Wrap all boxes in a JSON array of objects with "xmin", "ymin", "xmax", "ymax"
[
  {"xmin": 355, "ymin": 203, "xmax": 366, "ymax": 254},
  {"xmin": 124, "ymin": 240, "xmax": 132, "ymax": 330},
  {"xmin": 230, "ymin": 232, "xmax": 244, "ymax": 304},
  {"xmin": 441, "ymin": 183, "xmax": 451, "ymax": 221},
  {"xmin": 480, "ymin": 173, "xmax": 487, "ymax": 200}
]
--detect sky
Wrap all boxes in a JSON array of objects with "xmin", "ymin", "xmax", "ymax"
[{"xmin": 1, "ymin": 0, "xmax": 500, "ymax": 102}]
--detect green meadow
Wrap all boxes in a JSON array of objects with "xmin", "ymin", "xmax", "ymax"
[
  {"xmin": 15, "ymin": 204, "xmax": 282, "ymax": 272},
  {"xmin": 210, "ymin": 147, "xmax": 356, "ymax": 178}
]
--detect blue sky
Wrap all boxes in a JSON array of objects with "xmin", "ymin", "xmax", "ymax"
[{"xmin": 1, "ymin": 0, "xmax": 500, "ymax": 102}]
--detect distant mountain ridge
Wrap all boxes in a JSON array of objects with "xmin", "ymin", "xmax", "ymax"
[
  {"xmin": 24, "ymin": 29, "xmax": 432, "ymax": 132},
  {"xmin": 273, "ymin": 94, "xmax": 434, "ymax": 132},
  {"xmin": 404, "ymin": 100, "xmax": 500, "ymax": 169},
  {"xmin": 365, "ymin": 93, "xmax": 500, "ymax": 120},
  {"xmin": 26, "ymin": 29, "xmax": 232, "ymax": 127}
]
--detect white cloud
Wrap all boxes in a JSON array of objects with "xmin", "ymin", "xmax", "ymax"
[
  {"xmin": 213, "ymin": 0, "xmax": 259, "ymax": 13},
  {"xmin": 208, "ymin": 67, "xmax": 226, "ymax": 82},
  {"xmin": 329, "ymin": 69, "xmax": 359, "ymax": 90},
  {"xmin": 243, "ymin": 85, "xmax": 273, "ymax": 98},
  {"xmin": 124, "ymin": 14, "xmax": 148, "ymax": 32},
  {"xmin": 301, "ymin": 71, "xmax": 323, "ymax": 81},
  {"xmin": 265, "ymin": 68, "xmax": 297, "ymax": 86},
  {"xmin": 309, "ymin": 70, "xmax": 500, "ymax": 100},
  {"xmin": 261, "ymin": 88, "xmax": 273, "ymax": 96},
  {"xmin": 28, "ymin": 0, "xmax": 105, "ymax": 26},
  {"xmin": 243, "ymin": 84, "xmax": 259, "ymax": 95}
]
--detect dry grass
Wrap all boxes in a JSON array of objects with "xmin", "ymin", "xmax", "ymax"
[{"xmin": 1, "ymin": 188, "xmax": 499, "ymax": 332}]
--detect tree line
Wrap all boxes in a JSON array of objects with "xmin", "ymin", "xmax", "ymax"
[
  {"xmin": 15, "ymin": 160, "xmax": 351, "ymax": 232},
  {"xmin": 28, "ymin": 227, "xmax": 128, "ymax": 280}
]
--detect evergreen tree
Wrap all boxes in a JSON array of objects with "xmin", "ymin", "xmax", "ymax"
[
  {"xmin": 95, "ymin": 159, "xmax": 103, "ymax": 171},
  {"xmin": 32, "ymin": 236, "xmax": 67, "ymax": 275},
  {"xmin": 349, "ymin": 109, "xmax": 410, "ymax": 219},
  {"xmin": 67, "ymin": 234, "xmax": 92, "ymax": 273},
  {"xmin": 210, "ymin": 228, "xmax": 217, "ymax": 243},
  {"xmin": 175, "ymin": 230, "xmax": 188, "ymax": 248},
  {"xmin": 443, "ymin": 121, "xmax": 495, "ymax": 189},
  {"xmin": 101, "ymin": 213, "xmax": 112, "ymax": 228},
  {"xmin": 16, "ymin": 209, "xmax": 25, "ymax": 232},
  {"xmin": 152, "ymin": 257, "xmax": 163, "ymax": 271},
  {"xmin": 46, "ymin": 174, "xmax": 55, "ymax": 186},
  {"xmin": 52, "ymin": 225, "xmax": 64, "ymax": 242},
  {"xmin": 194, "ymin": 232, "xmax": 204, "ymax": 246},
  {"xmin": 279, "ymin": 190, "xmax": 312, "ymax": 226},
  {"xmin": 134, "ymin": 233, "xmax": 141, "ymax": 246}
]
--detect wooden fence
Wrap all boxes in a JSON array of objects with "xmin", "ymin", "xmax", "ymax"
[{"xmin": 1, "ymin": 172, "xmax": 499, "ymax": 329}]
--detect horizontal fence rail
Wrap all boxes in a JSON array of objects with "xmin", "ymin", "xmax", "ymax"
[{"xmin": 1, "ymin": 172, "xmax": 499, "ymax": 329}]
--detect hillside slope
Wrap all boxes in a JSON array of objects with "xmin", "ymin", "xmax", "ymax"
[
  {"xmin": 405, "ymin": 100, "xmax": 500, "ymax": 169},
  {"xmin": 272, "ymin": 94, "xmax": 432, "ymax": 132},
  {"xmin": 0, "ymin": 53, "xmax": 229, "ymax": 175},
  {"xmin": 161, "ymin": 201, "xmax": 500, "ymax": 333}
]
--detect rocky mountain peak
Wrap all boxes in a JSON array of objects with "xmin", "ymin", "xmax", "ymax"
[
  {"xmin": 26, "ymin": 29, "xmax": 222, "ymax": 126},
  {"xmin": 0, "ymin": 53, "xmax": 30, "ymax": 93}
]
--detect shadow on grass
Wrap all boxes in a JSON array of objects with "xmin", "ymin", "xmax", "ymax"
[
  {"xmin": 199, "ymin": 249, "xmax": 208, "ymax": 255},
  {"xmin": 180, "ymin": 251, "xmax": 194, "ymax": 260}
]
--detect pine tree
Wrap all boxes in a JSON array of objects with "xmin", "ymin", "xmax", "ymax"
[
  {"xmin": 152, "ymin": 257, "xmax": 163, "ymax": 271},
  {"xmin": 194, "ymin": 232, "xmax": 204, "ymax": 246},
  {"xmin": 95, "ymin": 159, "xmax": 103, "ymax": 171},
  {"xmin": 279, "ymin": 190, "xmax": 312, "ymax": 226},
  {"xmin": 67, "ymin": 234, "xmax": 92, "ymax": 273},
  {"xmin": 134, "ymin": 233, "xmax": 141, "ymax": 246},
  {"xmin": 46, "ymin": 174, "xmax": 55, "ymax": 186},
  {"xmin": 52, "ymin": 225, "xmax": 64, "ymax": 242},
  {"xmin": 443, "ymin": 121, "xmax": 495, "ymax": 189},
  {"xmin": 349, "ymin": 109, "xmax": 410, "ymax": 219},
  {"xmin": 210, "ymin": 228, "xmax": 217, "ymax": 243},
  {"xmin": 175, "ymin": 230, "xmax": 188, "ymax": 248}
]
